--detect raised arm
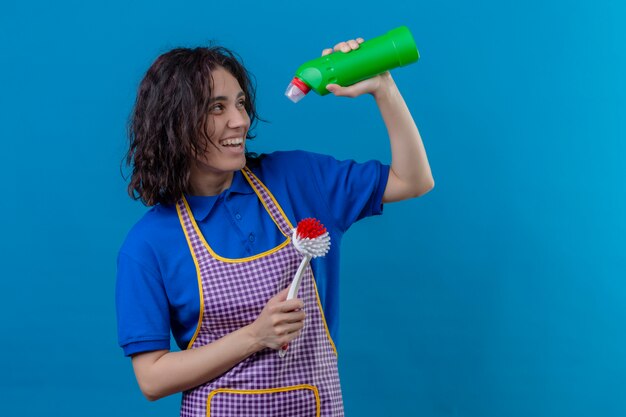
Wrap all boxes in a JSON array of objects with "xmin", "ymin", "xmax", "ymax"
[{"xmin": 324, "ymin": 38, "xmax": 434, "ymax": 203}]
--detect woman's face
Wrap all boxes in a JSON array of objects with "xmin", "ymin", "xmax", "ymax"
[{"xmin": 193, "ymin": 66, "xmax": 251, "ymax": 178}]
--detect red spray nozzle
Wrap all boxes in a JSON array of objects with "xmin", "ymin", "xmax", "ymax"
[{"xmin": 285, "ymin": 77, "xmax": 310, "ymax": 103}]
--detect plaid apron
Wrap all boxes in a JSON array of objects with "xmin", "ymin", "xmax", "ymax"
[{"xmin": 176, "ymin": 167, "xmax": 344, "ymax": 417}]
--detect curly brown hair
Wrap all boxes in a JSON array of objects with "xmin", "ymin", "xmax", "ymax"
[{"xmin": 124, "ymin": 46, "xmax": 261, "ymax": 206}]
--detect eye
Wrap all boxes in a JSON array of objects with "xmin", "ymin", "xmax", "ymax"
[
  {"xmin": 237, "ymin": 98, "xmax": 246, "ymax": 108},
  {"xmin": 210, "ymin": 103, "xmax": 224, "ymax": 114}
]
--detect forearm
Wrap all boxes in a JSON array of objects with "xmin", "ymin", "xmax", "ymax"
[
  {"xmin": 374, "ymin": 75, "xmax": 434, "ymax": 202},
  {"xmin": 132, "ymin": 324, "xmax": 261, "ymax": 401},
  {"xmin": 132, "ymin": 288, "xmax": 305, "ymax": 401}
]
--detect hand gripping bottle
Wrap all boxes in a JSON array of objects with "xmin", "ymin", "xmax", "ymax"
[{"xmin": 285, "ymin": 26, "xmax": 420, "ymax": 103}]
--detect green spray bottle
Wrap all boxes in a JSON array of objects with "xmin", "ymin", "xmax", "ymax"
[{"xmin": 285, "ymin": 26, "xmax": 420, "ymax": 103}]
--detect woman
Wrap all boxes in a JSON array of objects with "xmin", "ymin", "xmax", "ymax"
[{"xmin": 117, "ymin": 38, "xmax": 433, "ymax": 416}]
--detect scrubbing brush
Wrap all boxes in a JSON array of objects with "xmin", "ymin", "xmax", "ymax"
[
  {"xmin": 279, "ymin": 218, "xmax": 331, "ymax": 357},
  {"xmin": 288, "ymin": 218, "xmax": 331, "ymax": 299}
]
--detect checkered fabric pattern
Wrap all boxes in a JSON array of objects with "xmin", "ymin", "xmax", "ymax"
[
  {"xmin": 209, "ymin": 388, "xmax": 318, "ymax": 417},
  {"xmin": 178, "ymin": 167, "xmax": 344, "ymax": 417}
]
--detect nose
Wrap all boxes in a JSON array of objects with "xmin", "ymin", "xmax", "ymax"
[{"xmin": 227, "ymin": 106, "xmax": 249, "ymax": 129}]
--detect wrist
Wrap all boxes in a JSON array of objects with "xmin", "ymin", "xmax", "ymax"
[
  {"xmin": 241, "ymin": 323, "xmax": 265, "ymax": 355},
  {"xmin": 372, "ymin": 73, "xmax": 398, "ymax": 101}
]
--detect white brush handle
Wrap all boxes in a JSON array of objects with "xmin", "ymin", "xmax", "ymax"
[
  {"xmin": 287, "ymin": 255, "xmax": 311, "ymax": 300},
  {"xmin": 279, "ymin": 254, "xmax": 312, "ymax": 358}
]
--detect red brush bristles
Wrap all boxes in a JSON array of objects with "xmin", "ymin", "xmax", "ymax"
[{"xmin": 296, "ymin": 218, "xmax": 327, "ymax": 239}]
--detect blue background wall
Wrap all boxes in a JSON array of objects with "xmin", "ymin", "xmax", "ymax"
[{"xmin": 1, "ymin": 0, "xmax": 624, "ymax": 415}]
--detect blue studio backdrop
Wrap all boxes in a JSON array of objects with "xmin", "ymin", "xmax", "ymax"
[{"xmin": 1, "ymin": 1, "xmax": 624, "ymax": 416}]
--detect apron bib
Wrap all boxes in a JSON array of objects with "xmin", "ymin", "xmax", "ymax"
[{"xmin": 176, "ymin": 167, "xmax": 344, "ymax": 417}]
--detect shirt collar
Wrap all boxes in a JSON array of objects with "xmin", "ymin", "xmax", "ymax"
[{"xmin": 185, "ymin": 170, "xmax": 254, "ymax": 222}]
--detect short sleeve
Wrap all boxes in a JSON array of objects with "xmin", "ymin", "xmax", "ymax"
[
  {"xmin": 303, "ymin": 152, "xmax": 389, "ymax": 232},
  {"xmin": 116, "ymin": 251, "xmax": 171, "ymax": 356}
]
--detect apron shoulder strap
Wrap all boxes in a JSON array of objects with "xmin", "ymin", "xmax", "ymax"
[
  {"xmin": 175, "ymin": 197, "xmax": 209, "ymax": 263},
  {"xmin": 241, "ymin": 167, "xmax": 294, "ymax": 238}
]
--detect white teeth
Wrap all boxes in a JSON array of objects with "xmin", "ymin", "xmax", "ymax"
[{"xmin": 221, "ymin": 138, "xmax": 243, "ymax": 146}]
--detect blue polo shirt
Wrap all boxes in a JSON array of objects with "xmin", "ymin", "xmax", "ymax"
[{"xmin": 116, "ymin": 150, "xmax": 389, "ymax": 356}]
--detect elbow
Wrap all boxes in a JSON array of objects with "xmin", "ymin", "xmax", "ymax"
[
  {"xmin": 143, "ymin": 388, "xmax": 161, "ymax": 402},
  {"xmin": 135, "ymin": 367, "xmax": 170, "ymax": 401},
  {"xmin": 138, "ymin": 380, "xmax": 166, "ymax": 402},
  {"xmin": 145, "ymin": 393, "xmax": 162, "ymax": 402},
  {"xmin": 144, "ymin": 392, "xmax": 160, "ymax": 402},
  {"xmin": 132, "ymin": 349, "xmax": 172, "ymax": 402},
  {"xmin": 384, "ymin": 174, "xmax": 435, "ymax": 203},
  {"xmin": 413, "ymin": 178, "xmax": 435, "ymax": 198},
  {"xmin": 424, "ymin": 178, "xmax": 435, "ymax": 194}
]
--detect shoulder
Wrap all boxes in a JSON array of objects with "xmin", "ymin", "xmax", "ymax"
[
  {"xmin": 118, "ymin": 203, "xmax": 181, "ymax": 270},
  {"xmin": 253, "ymin": 150, "xmax": 386, "ymax": 183},
  {"xmin": 248, "ymin": 150, "xmax": 387, "ymax": 198},
  {"xmin": 248, "ymin": 150, "xmax": 316, "ymax": 168},
  {"xmin": 248, "ymin": 150, "xmax": 341, "ymax": 179}
]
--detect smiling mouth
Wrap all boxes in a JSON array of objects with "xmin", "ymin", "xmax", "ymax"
[{"xmin": 219, "ymin": 137, "xmax": 244, "ymax": 148}]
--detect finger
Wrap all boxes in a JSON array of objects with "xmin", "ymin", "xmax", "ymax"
[
  {"xmin": 279, "ymin": 298, "xmax": 304, "ymax": 313},
  {"xmin": 278, "ymin": 327, "xmax": 303, "ymax": 346},
  {"xmin": 272, "ymin": 287, "xmax": 290, "ymax": 302},
  {"xmin": 326, "ymin": 84, "xmax": 340, "ymax": 94},
  {"xmin": 321, "ymin": 48, "xmax": 333, "ymax": 56},
  {"xmin": 347, "ymin": 39, "xmax": 359, "ymax": 50},
  {"xmin": 286, "ymin": 329, "xmax": 303, "ymax": 343},
  {"xmin": 326, "ymin": 83, "xmax": 359, "ymax": 98},
  {"xmin": 326, "ymin": 84, "xmax": 348, "ymax": 96},
  {"xmin": 334, "ymin": 41, "xmax": 350, "ymax": 53},
  {"xmin": 280, "ymin": 321, "xmax": 305, "ymax": 335},
  {"xmin": 276, "ymin": 328, "xmax": 303, "ymax": 348},
  {"xmin": 356, "ymin": 37, "xmax": 365, "ymax": 44},
  {"xmin": 282, "ymin": 310, "xmax": 306, "ymax": 324}
]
